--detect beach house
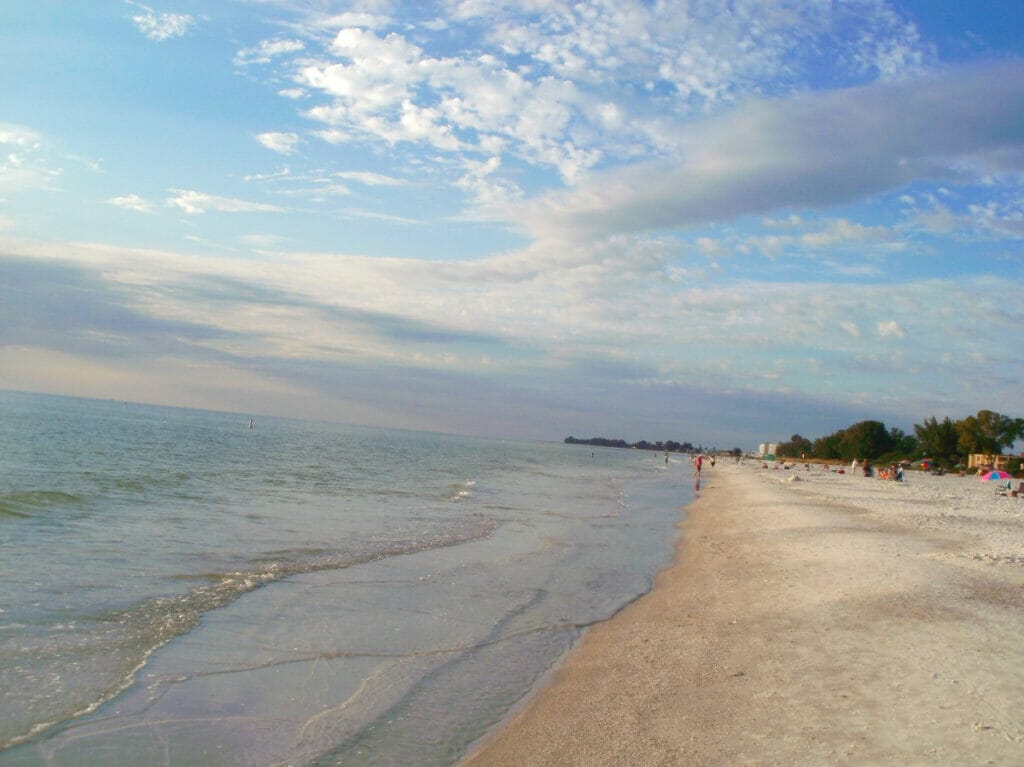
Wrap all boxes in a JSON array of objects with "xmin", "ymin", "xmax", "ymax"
[{"xmin": 966, "ymin": 453, "xmax": 1015, "ymax": 471}]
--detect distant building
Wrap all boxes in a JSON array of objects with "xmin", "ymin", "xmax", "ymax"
[
  {"xmin": 759, "ymin": 442, "xmax": 779, "ymax": 458},
  {"xmin": 967, "ymin": 453, "xmax": 1014, "ymax": 471}
]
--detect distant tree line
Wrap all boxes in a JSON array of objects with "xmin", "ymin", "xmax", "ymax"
[
  {"xmin": 775, "ymin": 409, "xmax": 1024, "ymax": 469},
  {"xmin": 565, "ymin": 436, "xmax": 698, "ymax": 453}
]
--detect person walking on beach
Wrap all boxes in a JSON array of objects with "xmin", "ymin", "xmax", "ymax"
[{"xmin": 695, "ymin": 454, "xmax": 703, "ymax": 476}]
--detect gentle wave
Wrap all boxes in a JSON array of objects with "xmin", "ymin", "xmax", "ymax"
[
  {"xmin": 1, "ymin": 517, "xmax": 500, "ymax": 751},
  {"xmin": 445, "ymin": 479, "xmax": 476, "ymax": 502},
  {"xmin": 0, "ymin": 490, "xmax": 84, "ymax": 518}
]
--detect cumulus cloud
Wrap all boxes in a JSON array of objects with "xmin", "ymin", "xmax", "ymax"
[
  {"xmin": 167, "ymin": 190, "xmax": 284, "ymax": 215},
  {"xmin": 256, "ymin": 132, "xmax": 300, "ymax": 154},
  {"xmin": 264, "ymin": 0, "xmax": 936, "ymax": 191},
  {"xmin": 876, "ymin": 320, "xmax": 905, "ymax": 338},
  {"xmin": 127, "ymin": 2, "xmax": 195, "ymax": 41}
]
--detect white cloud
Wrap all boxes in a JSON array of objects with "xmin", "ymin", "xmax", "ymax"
[
  {"xmin": 455, "ymin": 155, "xmax": 523, "ymax": 213},
  {"xmin": 246, "ymin": 0, "xmax": 941, "ymax": 196},
  {"xmin": 107, "ymin": 194, "xmax": 154, "ymax": 213},
  {"xmin": 8, "ymin": 2, "xmax": 1023, "ymax": 440},
  {"xmin": 313, "ymin": 128, "xmax": 350, "ymax": 144},
  {"xmin": 309, "ymin": 12, "xmax": 393, "ymax": 32},
  {"xmin": 7, "ymin": 218, "xmax": 1022, "ymax": 441},
  {"xmin": 968, "ymin": 199, "xmax": 1024, "ymax": 238},
  {"xmin": 341, "ymin": 208, "xmax": 423, "ymax": 225},
  {"xmin": 876, "ymin": 320, "xmax": 905, "ymax": 338},
  {"xmin": 127, "ymin": 2, "xmax": 195, "ymax": 41},
  {"xmin": 297, "ymin": 27, "xmax": 597, "ymax": 178},
  {"xmin": 234, "ymin": 39, "xmax": 305, "ymax": 66},
  {"xmin": 256, "ymin": 132, "xmax": 300, "ymax": 155},
  {"xmin": 335, "ymin": 171, "xmax": 410, "ymax": 186},
  {"xmin": 240, "ymin": 233, "xmax": 289, "ymax": 249},
  {"xmin": 799, "ymin": 219, "xmax": 892, "ymax": 249},
  {"xmin": 0, "ymin": 123, "xmax": 60, "ymax": 192},
  {"xmin": 515, "ymin": 61, "xmax": 1024, "ymax": 242},
  {"xmin": 0, "ymin": 124, "xmax": 41, "ymax": 149},
  {"xmin": 167, "ymin": 190, "xmax": 284, "ymax": 215}
]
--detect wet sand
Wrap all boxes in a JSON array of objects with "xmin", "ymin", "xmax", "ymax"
[{"xmin": 462, "ymin": 461, "xmax": 1024, "ymax": 765}]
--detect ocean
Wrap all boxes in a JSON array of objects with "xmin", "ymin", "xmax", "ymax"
[{"xmin": 0, "ymin": 391, "xmax": 693, "ymax": 766}]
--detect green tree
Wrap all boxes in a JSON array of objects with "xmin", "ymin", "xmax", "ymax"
[
  {"xmin": 955, "ymin": 410, "xmax": 1024, "ymax": 456},
  {"xmin": 777, "ymin": 434, "xmax": 813, "ymax": 458},
  {"xmin": 887, "ymin": 427, "xmax": 917, "ymax": 457},
  {"xmin": 812, "ymin": 433, "xmax": 842, "ymax": 459},
  {"xmin": 839, "ymin": 420, "xmax": 893, "ymax": 461},
  {"xmin": 913, "ymin": 416, "xmax": 960, "ymax": 466}
]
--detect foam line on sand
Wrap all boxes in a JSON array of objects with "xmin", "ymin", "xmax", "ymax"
[{"xmin": 461, "ymin": 462, "xmax": 1024, "ymax": 765}]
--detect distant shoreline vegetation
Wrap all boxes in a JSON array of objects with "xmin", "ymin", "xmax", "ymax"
[
  {"xmin": 565, "ymin": 437, "xmax": 704, "ymax": 453},
  {"xmin": 773, "ymin": 409, "xmax": 1024, "ymax": 471}
]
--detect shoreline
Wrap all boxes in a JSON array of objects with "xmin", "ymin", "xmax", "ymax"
[{"xmin": 461, "ymin": 462, "xmax": 1024, "ymax": 765}]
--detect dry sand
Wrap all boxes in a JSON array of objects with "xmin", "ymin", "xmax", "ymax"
[{"xmin": 461, "ymin": 461, "xmax": 1024, "ymax": 766}]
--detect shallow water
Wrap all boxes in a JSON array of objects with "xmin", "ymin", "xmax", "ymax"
[{"xmin": 0, "ymin": 391, "xmax": 692, "ymax": 766}]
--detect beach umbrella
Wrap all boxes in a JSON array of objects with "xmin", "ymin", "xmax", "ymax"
[{"xmin": 979, "ymin": 470, "xmax": 1012, "ymax": 481}]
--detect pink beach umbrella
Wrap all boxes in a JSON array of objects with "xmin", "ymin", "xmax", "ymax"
[{"xmin": 979, "ymin": 470, "xmax": 1012, "ymax": 481}]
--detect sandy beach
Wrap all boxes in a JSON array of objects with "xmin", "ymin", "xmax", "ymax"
[{"xmin": 462, "ymin": 461, "xmax": 1024, "ymax": 765}]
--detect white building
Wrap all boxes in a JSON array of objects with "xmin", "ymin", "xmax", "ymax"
[{"xmin": 758, "ymin": 442, "xmax": 779, "ymax": 457}]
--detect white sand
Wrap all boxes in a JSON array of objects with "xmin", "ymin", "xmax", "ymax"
[{"xmin": 462, "ymin": 461, "xmax": 1024, "ymax": 765}]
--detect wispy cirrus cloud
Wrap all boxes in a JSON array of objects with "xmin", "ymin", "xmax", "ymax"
[
  {"xmin": 0, "ymin": 123, "xmax": 60, "ymax": 192},
  {"xmin": 107, "ymin": 194, "xmax": 155, "ymax": 213},
  {"xmin": 5, "ymin": 237, "xmax": 1018, "ymax": 427},
  {"xmin": 126, "ymin": 1, "xmax": 196, "ymax": 41},
  {"xmin": 335, "ymin": 171, "xmax": 411, "ymax": 187},
  {"xmin": 0, "ymin": 123, "xmax": 41, "ymax": 150},
  {"xmin": 167, "ymin": 189, "xmax": 284, "ymax": 215},
  {"xmin": 234, "ymin": 38, "xmax": 305, "ymax": 67}
]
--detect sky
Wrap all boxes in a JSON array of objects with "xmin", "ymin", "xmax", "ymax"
[{"xmin": 1, "ymin": 0, "xmax": 1023, "ymax": 448}]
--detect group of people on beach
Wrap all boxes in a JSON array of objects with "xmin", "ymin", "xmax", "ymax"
[
  {"xmin": 852, "ymin": 458, "xmax": 903, "ymax": 481},
  {"xmin": 875, "ymin": 463, "xmax": 905, "ymax": 481},
  {"xmin": 692, "ymin": 453, "xmax": 715, "ymax": 475}
]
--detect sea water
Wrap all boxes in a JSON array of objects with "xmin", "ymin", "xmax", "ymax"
[{"xmin": 0, "ymin": 391, "xmax": 693, "ymax": 766}]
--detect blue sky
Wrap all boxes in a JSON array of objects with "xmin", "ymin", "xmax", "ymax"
[{"xmin": 1, "ymin": 1, "xmax": 1022, "ymax": 447}]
